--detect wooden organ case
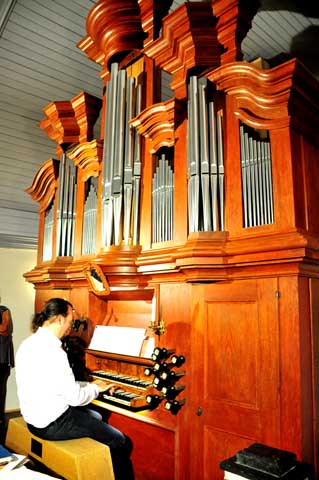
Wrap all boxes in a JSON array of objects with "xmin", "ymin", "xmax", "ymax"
[{"xmin": 24, "ymin": 0, "xmax": 319, "ymax": 479}]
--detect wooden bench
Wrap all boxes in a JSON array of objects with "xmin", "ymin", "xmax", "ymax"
[{"xmin": 5, "ymin": 416, "xmax": 114, "ymax": 480}]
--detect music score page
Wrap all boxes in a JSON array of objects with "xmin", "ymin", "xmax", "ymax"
[{"xmin": 88, "ymin": 325, "xmax": 146, "ymax": 357}]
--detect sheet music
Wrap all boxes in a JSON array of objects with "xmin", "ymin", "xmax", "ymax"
[
  {"xmin": 88, "ymin": 325, "xmax": 146, "ymax": 357},
  {"xmin": 0, "ymin": 457, "xmax": 57, "ymax": 479}
]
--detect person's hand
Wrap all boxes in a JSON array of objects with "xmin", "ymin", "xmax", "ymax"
[{"xmin": 92, "ymin": 379, "xmax": 118, "ymax": 395}]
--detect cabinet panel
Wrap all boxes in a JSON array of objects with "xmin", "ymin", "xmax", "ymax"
[
  {"xmin": 110, "ymin": 412, "xmax": 175, "ymax": 480},
  {"xmin": 206, "ymin": 300, "xmax": 259, "ymax": 407},
  {"xmin": 189, "ymin": 278, "xmax": 280, "ymax": 479}
]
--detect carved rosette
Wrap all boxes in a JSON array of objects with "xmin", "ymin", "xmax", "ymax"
[
  {"xmin": 25, "ymin": 158, "xmax": 58, "ymax": 212},
  {"xmin": 208, "ymin": 59, "xmax": 319, "ymax": 139},
  {"xmin": 144, "ymin": 3, "xmax": 220, "ymax": 99},
  {"xmin": 68, "ymin": 139, "xmax": 103, "ymax": 182},
  {"xmin": 130, "ymin": 98, "xmax": 175, "ymax": 153},
  {"xmin": 39, "ymin": 92, "xmax": 102, "ymax": 153},
  {"xmin": 212, "ymin": 0, "xmax": 260, "ymax": 64},
  {"xmin": 77, "ymin": 0, "xmax": 145, "ymax": 78}
]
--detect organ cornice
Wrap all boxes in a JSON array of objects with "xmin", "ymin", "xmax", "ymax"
[
  {"xmin": 77, "ymin": 0, "xmax": 145, "ymax": 78},
  {"xmin": 25, "ymin": 158, "xmax": 58, "ymax": 212},
  {"xmin": 39, "ymin": 92, "xmax": 102, "ymax": 154},
  {"xmin": 137, "ymin": 0, "xmax": 173, "ymax": 47},
  {"xmin": 208, "ymin": 58, "xmax": 319, "ymax": 138},
  {"xmin": 212, "ymin": 0, "xmax": 260, "ymax": 64},
  {"xmin": 130, "ymin": 99, "xmax": 176, "ymax": 153},
  {"xmin": 144, "ymin": 2, "xmax": 221, "ymax": 99},
  {"xmin": 68, "ymin": 140, "xmax": 103, "ymax": 182}
]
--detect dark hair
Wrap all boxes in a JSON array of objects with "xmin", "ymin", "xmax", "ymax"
[{"xmin": 31, "ymin": 298, "xmax": 73, "ymax": 333}]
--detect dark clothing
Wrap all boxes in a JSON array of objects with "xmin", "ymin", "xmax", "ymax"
[
  {"xmin": 0, "ymin": 305, "xmax": 14, "ymax": 426},
  {"xmin": 27, "ymin": 406, "xmax": 134, "ymax": 480},
  {"xmin": 0, "ymin": 364, "xmax": 10, "ymax": 424},
  {"xmin": 0, "ymin": 306, "xmax": 14, "ymax": 366}
]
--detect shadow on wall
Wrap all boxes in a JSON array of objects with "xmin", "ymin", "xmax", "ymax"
[
  {"xmin": 260, "ymin": 0, "xmax": 319, "ymax": 17},
  {"xmin": 290, "ymin": 26, "xmax": 319, "ymax": 80},
  {"xmin": 258, "ymin": 0, "xmax": 319, "ymax": 80}
]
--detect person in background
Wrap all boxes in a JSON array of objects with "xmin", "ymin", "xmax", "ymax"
[
  {"xmin": 15, "ymin": 297, "xmax": 134, "ymax": 480},
  {"xmin": 0, "ymin": 300, "xmax": 14, "ymax": 434}
]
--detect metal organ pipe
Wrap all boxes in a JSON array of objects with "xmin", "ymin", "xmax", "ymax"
[
  {"xmin": 82, "ymin": 178, "xmax": 98, "ymax": 255},
  {"xmin": 56, "ymin": 153, "xmax": 77, "ymax": 257},
  {"xmin": 132, "ymin": 82, "xmax": 142, "ymax": 246},
  {"xmin": 43, "ymin": 202, "xmax": 54, "ymax": 261},
  {"xmin": 123, "ymin": 76, "xmax": 135, "ymax": 246},
  {"xmin": 152, "ymin": 153, "xmax": 174, "ymax": 244},
  {"xmin": 102, "ymin": 62, "xmax": 118, "ymax": 247},
  {"xmin": 239, "ymin": 123, "xmax": 274, "ymax": 228},
  {"xmin": 187, "ymin": 76, "xmax": 225, "ymax": 234},
  {"xmin": 101, "ymin": 62, "xmax": 142, "ymax": 247}
]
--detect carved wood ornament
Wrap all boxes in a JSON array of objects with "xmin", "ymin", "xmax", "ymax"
[
  {"xmin": 144, "ymin": 2, "xmax": 221, "ymax": 99},
  {"xmin": 209, "ymin": 58, "xmax": 319, "ymax": 139},
  {"xmin": 25, "ymin": 158, "xmax": 58, "ymax": 213},
  {"xmin": 67, "ymin": 140, "xmax": 103, "ymax": 182},
  {"xmin": 77, "ymin": 0, "xmax": 145, "ymax": 78},
  {"xmin": 39, "ymin": 92, "xmax": 102, "ymax": 154}
]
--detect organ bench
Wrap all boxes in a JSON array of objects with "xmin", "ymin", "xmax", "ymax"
[{"xmin": 5, "ymin": 416, "xmax": 114, "ymax": 480}]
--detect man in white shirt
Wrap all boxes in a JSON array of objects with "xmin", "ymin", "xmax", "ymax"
[{"xmin": 15, "ymin": 297, "xmax": 133, "ymax": 480}]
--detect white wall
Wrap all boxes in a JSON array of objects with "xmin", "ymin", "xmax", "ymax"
[{"xmin": 0, "ymin": 248, "xmax": 37, "ymax": 411}]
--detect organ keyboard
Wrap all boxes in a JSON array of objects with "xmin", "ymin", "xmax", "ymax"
[{"xmin": 92, "ymin": 370, "xmax": 154, "ymax": 410}]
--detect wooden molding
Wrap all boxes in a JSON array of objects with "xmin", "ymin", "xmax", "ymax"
[
  {"xmin": 212, "ymin": 0, "xmax": 260, "ymax": 64},
  {"xmin": 137, "ymin": 0, "xmax": 173, "ymax": 47},
  {"xmin": 77, "ymin": 0, "xmax": 145, "ymax": 78},
  {"xmin": 68, "ymin": 140, "xmax": 103, "ymax": 182},
  {"xmin": 144, "ymin": 2, "xmax": 221, "ymax": 99},
  {"xmin": 208, "ymin": 58, "xmax": 319, "ymax": 138},
  {"xmin": 39, "ymin": 92, "xmax": 102, "ymax": 150},
  {"xmin": 130, "ymin": 98, "xmax": 175, "ymax": 153},
  {"xmin": 25, "ymin": 158, "xmax": 58, "ymax": 212}
]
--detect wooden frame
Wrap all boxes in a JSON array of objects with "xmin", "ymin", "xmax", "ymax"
[{"xmin": 84, "ymin": 264, "xmax": 110, "ymax": 296}]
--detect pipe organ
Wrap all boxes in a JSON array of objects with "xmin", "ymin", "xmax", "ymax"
[{"xmin": 24, "ymin": 1, "xmax": 319, "ymax": 479}]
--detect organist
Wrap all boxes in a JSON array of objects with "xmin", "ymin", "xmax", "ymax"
[{"xmin": 15, "ymin": 298, "xmax": 134, "ymax": 480}]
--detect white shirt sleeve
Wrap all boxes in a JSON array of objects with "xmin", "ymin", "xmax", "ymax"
[{"xmin": 54, "ymin": 347, "xmax": 99, "ymax": 406}]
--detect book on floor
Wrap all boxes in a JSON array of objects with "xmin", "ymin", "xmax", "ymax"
[
  {"xmin": 0, "ymin": 444, "xmax": 16, "ymax": 465},
  {"xmin": 0, "ymin": 454, "xmax": 29, "ymax": 473}
]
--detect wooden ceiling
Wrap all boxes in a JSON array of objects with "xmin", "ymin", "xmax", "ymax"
[{"xmin": 0, "ymin": 0, "xmax": 318, "ymax": 249}]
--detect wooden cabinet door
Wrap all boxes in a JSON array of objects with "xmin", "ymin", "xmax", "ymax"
[{"xmin": 188, "ymin": 278, "xmax": 280, "ymax": 480}]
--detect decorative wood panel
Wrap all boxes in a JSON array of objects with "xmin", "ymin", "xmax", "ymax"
[{"xmin": 110, "ymin": 412, "xmax": 175, "ymax": 480}]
